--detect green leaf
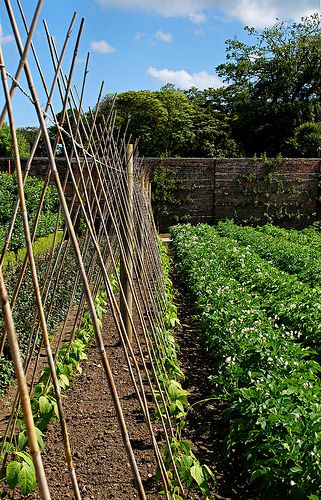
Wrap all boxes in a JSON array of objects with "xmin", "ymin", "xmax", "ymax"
[
  {"xmin": 203, "ymin": 464, "xmax": 216, "ymax": 481},
  {"xmin": 18, "ymin": 463, "xmax": 36, "ymax": 495},
  {"xmin": 309, "ymin": 495, "xmax": 319, "ymax": 500},
  {"xmin": 59, "ymin": 373, "xmax": 70, "ymax": 388},
  {"xmin": 53, "ymin": 400, "xmax": 59, "ymax": 419},
  {"xmin": 18, "ymin": 431, "xmax": 28, "ymax": 451},
  {"xmin": 179, "ymin": 440, "xmax": 191, "ymax": 454},
  {"xmin": 15, "ymin": 451, "xmax": 34, "ymax": 469},
  {"xmin": 190, "ymin": 464, "xmax": 205, "ymax": 486},
  {"xmin": 38, "ymin": 396, "xmax": 52, "ymax": 416},
  {"xmin": 35, "ymin": 427, "xmax": 45, "ymax": 450},
  {"xmin": 250, "ymin": 467, "xmax": 269, "ymax": 483},
  {"xmin": 6, "ymin": 461, "xmax": 21, "ymax": 489}
]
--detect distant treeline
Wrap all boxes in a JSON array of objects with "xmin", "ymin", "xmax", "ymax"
[{"xmin": 3, "ymin": 14, "xmax": 321, "ymax": 159}]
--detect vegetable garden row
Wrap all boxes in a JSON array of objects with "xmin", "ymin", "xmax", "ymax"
[
  {"xmin": 0, "ymin": 3, "xmax": 218, "ymax": 496},
  {"xmin": 170, "ymin": 221, "xmax": 321, "ymax": 499},
  {"xmin": 0, "ymin": 166, "xmax": 214, "ymax": 499}
]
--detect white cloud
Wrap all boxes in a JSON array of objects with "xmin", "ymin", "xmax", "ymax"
[
  {"xmin": 97, "ymin": 0, "xmax": 208, "ymax": 24},
  {"xmin": 219, "ymin": 0, "xmax": 316, "ymax": 28},
  {"xmin": 147, "ymin": 66, "xmax": 223, "ymax": 89},
  {"xmin": 189, "ymin": 11, "xmax": 206, "ymax": 24},
  {"xmin": 134, "ymin": 32, "xmax": 146, "ymax": 41},
  {"xmin": 0, "ymin": 24, "xmax": 14, "ymax": 45},
  {"xmin": 96, "ymin": 0, "xmax": 319, "ymax": 27},
  {"xmin": 90, "ymin": 40, "xmax": 116, "ymax": 54},
  {"xmin": 154, "ymin": 30, "xmax": 173, "ymax": 42}
]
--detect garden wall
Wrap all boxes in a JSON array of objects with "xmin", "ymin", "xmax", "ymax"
[
  {"xmin": 144, "ymin": 158, "xmax": 321, "ymax": 231},
  {"xmin": 1, "ymin": 157, "xmax": 320, "ymax": 231}
]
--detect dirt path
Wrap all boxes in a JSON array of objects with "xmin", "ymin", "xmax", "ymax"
[{"xmin": 27, "ymin": 312, "xmax": 161, "ymax": 500}]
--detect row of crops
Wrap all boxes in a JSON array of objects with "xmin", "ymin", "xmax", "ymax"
[
  {"xmin": 170, "ymin": 221, "xmax": 321, "ymax": 499},
  {"xmin": 0, "ymin": 172, "xmax": 81, "ymax": 394}
]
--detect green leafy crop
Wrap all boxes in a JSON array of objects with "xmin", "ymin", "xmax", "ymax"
[{"xmin": 171, "ymin": 223, "xmax": 321, "ymax": 498}]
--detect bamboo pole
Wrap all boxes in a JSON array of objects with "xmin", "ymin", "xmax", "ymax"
[
  {"xmin": 120, "ymin": 144, "xmax": 134, "ymax": 343},
  {"xmin": 13, "ymin": 16, "xmax": 146, "ymax": 499},
  {"xmin": 50, "ymin": 77, "xmax": 173, "ymax": 494},
  {"xmin": 0, "ymin": 14, "xmax": 82, "ymax": 500},
  {"xmin": 0, "ymin": 269, "xmax": 51, "ymax": 500},
  {"xmin": 0, "ymin": 3, "xmax": 189, "ymax": 498},
  {"xmin": 0, "ymin": 42, "xmax": 51, "ymax": 500},
  {"xmin": 0, "ymin": 0, "xmax": 44, "ymax": 126}
]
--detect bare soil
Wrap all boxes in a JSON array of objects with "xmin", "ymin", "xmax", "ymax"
[
  {"xmin": 27, "ymin": 310, "xmax": 162, "ymax": 500},
  {"xmin": 0, "ymin": 253, "xmax": 260, "ymax": 499}
]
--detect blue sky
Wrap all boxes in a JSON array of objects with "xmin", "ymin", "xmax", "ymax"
[{"xmin": 0, "ymin": 0, "xmax": 320, "ymax": 126}]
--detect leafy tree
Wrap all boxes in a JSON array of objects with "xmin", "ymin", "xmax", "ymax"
[
  {"xmin": 98, "ymin": 87, "xmax": 240, "ymax": 157},
  {"xmin": 216, "ymin": 14, "xmax": 321, "ymax": 156},
  {"xmin": 0, "ymin": 123, "xmax": 30, "ymax": 157},
  {"xmin": 184, "ymin": 87, "xmax": 242, "ymax": 157},
  {"xmin": 157, "ymin": 86, "xmax": 196, "ymax": 156},
  {"xmin": 287, "ymin": 121, "xmax": 321, "ymax": 157},
  {"xmin": 98, "ymin": 90, "xmax": 169, "ymax": 156},
  {"xmin": 16, "ymin": 127, "xmax": 47, "ymax": 156}
]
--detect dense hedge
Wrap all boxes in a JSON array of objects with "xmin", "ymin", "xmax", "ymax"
[
  {"xmin": 0, "ymin": 172, "xmax": 61, "ymax": 253},
  {"xmin": 171, "ymin": 224, "xmax": 321, "ymax": 498}
]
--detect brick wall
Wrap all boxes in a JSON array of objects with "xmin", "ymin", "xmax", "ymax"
[
  {"xmin": 144, "ymin": 157, "xmax": 321, "ymax": 231},
  {"xmin": 1, "ymin": 157, "xmax": 320, "ymax": 231}
]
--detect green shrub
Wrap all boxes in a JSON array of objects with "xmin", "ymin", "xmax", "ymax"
[{"xmin": 0, "ymin": 172, "xmax": 62, "ymax": 253}]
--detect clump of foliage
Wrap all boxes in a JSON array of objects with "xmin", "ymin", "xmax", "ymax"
[
  {"xmin": 16, "ymin": 127, "xmax": 47, "ymax": 157},
  {"xmin": 97, "ymin": 85, "xmax": 241, "ymax": 158},
  {"xmin": 157, "ymin": 240, "xmax": 215, "ymax": 499},
  {"xmin": 216, "ymin": 14, "xmax": 321, "ymax": 156},
  {"xmin": 216, "ymin": 219, "xmax": 321, "ymax": 287},
  {"xmin": 0, "ymin": 123, "xmax": 30, "ymax": 158},
  {"xmin": 94, "ymin": 14, "xmax": 321, "ymax": 158},
  {"xmin": 0, "ymin": 172, "xmax": 61, "ymax": 253},
  {"xmin": 286, "ymin": 122, "xmax": 321, "ymax": 157}
]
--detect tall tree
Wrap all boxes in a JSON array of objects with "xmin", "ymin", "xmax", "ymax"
[
  {"xmin": 16, "ymin": 127, "xmax": 47, "ymax": 156},
  {"xmin": 0, "ymin": 123, "xmax": 30, "ymax": 157},
  {"xmin": 98, "ymin": 87, "xmax": 240, "ymax": 157},
  {"xmin": 216, "ymin": 14, "xmax": 321, "ymax": 156}
]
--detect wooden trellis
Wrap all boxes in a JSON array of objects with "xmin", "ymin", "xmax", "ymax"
[{"xmin": 0, "ymin": 1, "xmax": 185, "ymax": 498}]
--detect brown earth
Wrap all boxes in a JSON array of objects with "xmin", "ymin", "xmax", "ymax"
[{"xmin": 0, "ymin": 258, "xmax": 259, "ymax": 500}]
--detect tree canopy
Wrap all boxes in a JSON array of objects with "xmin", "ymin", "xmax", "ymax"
[
  {"xmin": 3, "ymin": 15, "xmax": 321, "ymax": 159},
  {"xmin": 216, "ymin": 14, "xmax": 321, "ymax": 156},
  {"xmin": 97, "ymin": 14, "xmax": 321, "ymax": 158},
  {"xmin": 98, "ymin": 86, "xmax": 241, "ymax": 158},
  {"xmin": 0, "ymin": 124, "xmax": 30, "ymax": 157}
]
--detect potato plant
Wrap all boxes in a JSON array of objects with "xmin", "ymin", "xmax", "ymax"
[
  {"xmin": 170, "ymin": 224, "xmax": 321, "ymax": 498},
  {"xmin": 217, "ymin": 219, "xmax": 321, "ymax": 286}
]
